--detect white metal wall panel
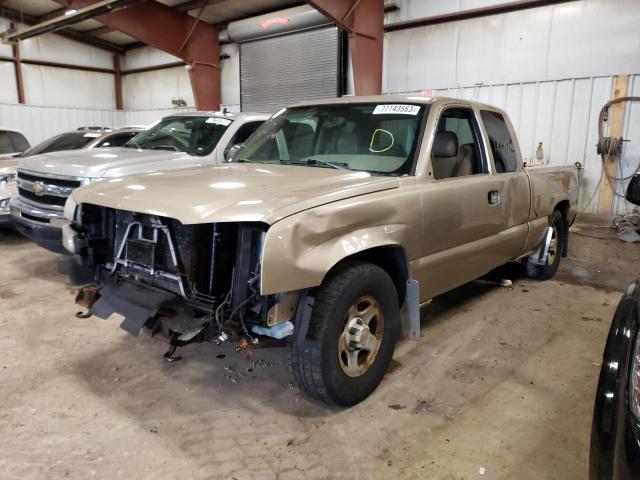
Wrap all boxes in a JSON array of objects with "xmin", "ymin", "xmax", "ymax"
[
  {"xmin": 21, "ymin": 64, "xmax": 115, "ymax": 109},
  {"xmin": 386, "ymin": 75, "xmax": 640, "ymax": 214},
  {"xmin": 122, "ymin": 66, "xmax": 195, "ymax": 110},
  {"xmin": 385, "ymin": 0, "xmax": 520, "ymax": 23},
  {"xmin": 20, "ymin": 32, "xmax": 113, "ymax": 69},
  {"xmin": 383, "ymin": 0, "xmax": 640, "ymax": 91},
  {"xmin": 547, "ymin": 1, "xmax": 640, "ymax": 80},
  {"xmin": 120, "ymin": 107, "xmax": 196, "ymax": 128},
  {"xmin": 221, "ymin": 43, "xmax": 240, "ymax": 112},
  {"xmin": 240, "ymin": 27, "xmax": 340, "ymax": 114},
  {"xmin": 122, "ymin": 47, "xmax": 181, "ymax": 70},
  {"xmin": 0, "ymin": 103, "xmax": 119, "ymax": 145},
  {"xmin": 0, "ymin": 62, "xmax": 18, "ymax": 104},
  {"xmin": 0, "ymin": 19, "xmax": 13, "ymax": 57}
]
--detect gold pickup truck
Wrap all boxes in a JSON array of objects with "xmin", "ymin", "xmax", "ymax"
[{"xmin": 60, "ymin": 96, "xmax": 579, "ymax": 406}]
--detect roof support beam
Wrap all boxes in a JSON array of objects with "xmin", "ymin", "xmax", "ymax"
[
  {"xmin": 57, "ymin": 0, "xmax": 221, "ymax": 110},
  {"xmin": 0, "ymin": 5, "xmax": 125, "ymax": 53},
  {"xmin": 306, "ymin": 0, "xmax": 383, "ymax": 95}
]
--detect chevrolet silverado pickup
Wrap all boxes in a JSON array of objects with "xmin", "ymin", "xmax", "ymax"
[
  {"xmin": 2, "ymin": 127, "xmax": 141, "ymax": 228},
  {"xmin": 60, "ymin": 96, "xmax": 579, "ymax": 406},
  {"xmin": 12, "ymin": 112, "xmax": 266, "ymax": 252}
]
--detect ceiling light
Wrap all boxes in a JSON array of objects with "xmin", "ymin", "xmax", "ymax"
[{"xmin": 64, "ymin": 9, "xmax": 77, "ymax": 16}]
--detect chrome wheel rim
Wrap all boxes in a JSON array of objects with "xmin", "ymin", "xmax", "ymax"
[
  {"xmin": 338, "ymin": 295, "xmax": 384, "ymax": 378},
  {"xmin": 547, "ymin": 224, "xmax": 559, "ymax": 265}
]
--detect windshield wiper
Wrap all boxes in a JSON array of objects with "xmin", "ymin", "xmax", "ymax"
[{"xmin": 282, "ymin": 158, "xmax": 350, "ymax": 170}]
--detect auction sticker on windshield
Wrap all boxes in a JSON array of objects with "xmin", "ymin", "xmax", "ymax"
[
  {"xmin": 206, "ymin": 117, "xmax": 232, "ymax": 126},
  {"xmin": 373, "ymin": 104, "xmax": 420, "ymax": 115}
]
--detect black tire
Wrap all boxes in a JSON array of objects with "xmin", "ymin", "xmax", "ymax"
[
  {"xmin": 288, "ymin": 261, "xmax": 400, "ymax": 406},
  {"xmin": 523, "ymin": 210, "xmax": 565, "ymax": 281}
]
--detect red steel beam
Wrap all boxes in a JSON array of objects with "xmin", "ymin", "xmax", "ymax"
[
  {"xmin": 58, "ymin": 0, "xmax": 221, "ymax": 110},
  {"xmin": 10, "ymin": 23, "xmax": 25, "ymax": 104},
  {"xmin": 113, "ymin": 54, "xmax": 123, "ymax": 110},
  {"xmin": 306, "ymin": 0, "xmax": 383, "ymax": 96}
]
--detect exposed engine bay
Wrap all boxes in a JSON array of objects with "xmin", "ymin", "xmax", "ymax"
[{"xmin": 63, "ymin": 204, "xmax": 299, "ymax": 350}]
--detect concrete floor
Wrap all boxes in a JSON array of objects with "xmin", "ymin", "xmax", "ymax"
[{"xmin": 0, "ymin": 220, "xmax": 638, "ymax": 480}]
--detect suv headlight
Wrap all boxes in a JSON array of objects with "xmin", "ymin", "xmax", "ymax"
[
  {"xmin": 631, "ymin": 333, "xmax": 640, "ymax": 419},
  {"xmin": 0, "ymin": 173, "xmax": 16, "ymax": 186}
]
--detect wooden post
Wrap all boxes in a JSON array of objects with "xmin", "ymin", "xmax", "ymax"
[{"xmin": 597, "ymin": 74, "xmax": 629, "ymax": 216}]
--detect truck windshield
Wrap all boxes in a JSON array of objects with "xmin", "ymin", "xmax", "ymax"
[
  {"xmin": 20, "ymin": 132, "xmax": 99, "ymax": 157},
  {"xmin": 124, "ymin": 116, "xmax": 231, "ymax": 156},
  {"xmin": 233, "ymin": 103, "xmax": 427, "ymax": 175}
]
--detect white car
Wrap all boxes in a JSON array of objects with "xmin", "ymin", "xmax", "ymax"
[{"xmin": 12, "ymin": 112, "xmax": 267, "ymax": 252}]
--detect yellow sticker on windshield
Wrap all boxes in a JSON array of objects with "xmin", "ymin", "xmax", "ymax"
[{"xmin": 373, "ymin": 104, "xmax": 420, "ymax": 115}]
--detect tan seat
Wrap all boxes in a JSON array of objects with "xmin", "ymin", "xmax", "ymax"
[
  {"xmin": 452, "ymin": 143, "xmax": 476, "ymax": 177},
  {"xmin": 431, "ymin": 131, "xmax": 459, "ymax": 179}
]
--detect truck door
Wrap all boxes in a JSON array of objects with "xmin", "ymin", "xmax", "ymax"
[
  {"xmin": 415, "ymin": 105, "xmax": 528, "ymax": 300},
  {"xmin": 478, "ymin": 109, "xmax": 530, "ymax": 249}
]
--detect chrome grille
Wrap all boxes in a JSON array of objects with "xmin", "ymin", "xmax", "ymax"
[{"xmin": 16, "ymin": 170, "xmax": 82, "ymax": 209}]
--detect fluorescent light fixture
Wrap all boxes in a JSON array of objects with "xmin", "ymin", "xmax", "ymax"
[{"xmin": 64, "ymin": 9, "xmax": 77, "ymax": 16}]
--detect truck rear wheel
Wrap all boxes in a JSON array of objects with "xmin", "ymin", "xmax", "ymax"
[
  {"xmin": 288, "ymin": 261, "xmax": 400, "ymax": 406},
  {"xmin": 523, "ymin": 210, "xmax": 565, "ymax": 280}
]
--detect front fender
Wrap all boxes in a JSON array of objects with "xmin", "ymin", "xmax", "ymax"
[{"xmin": 260, "ymin": 189, "xmax": 421, "ymax": 295}]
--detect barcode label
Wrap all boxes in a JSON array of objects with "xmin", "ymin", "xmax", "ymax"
[{"xmin": 372, "ymin": 104, "xmax": 420, "ymax": 115}]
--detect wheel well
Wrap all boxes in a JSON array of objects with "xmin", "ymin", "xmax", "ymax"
[
  {"xmin": 554, "ymin": 200, "xmax": 571, "ymax": 257},
  {"xmin": 330, "ymin": 246, "xmax": 409, "ymax": 305},
  {"xmin": 554, "ymin": 200, "xmax": 570, "ymax": 224}
]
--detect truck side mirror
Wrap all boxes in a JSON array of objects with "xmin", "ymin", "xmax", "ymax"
[
  {"xmin": 626, "ymin": 174, "xmax": 640, "ymax": 206},
  {"xmin": 224, "ymin": 143, "xmax": 244, "ymax": 162}
]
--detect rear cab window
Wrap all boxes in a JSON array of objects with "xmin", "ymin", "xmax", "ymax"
[{"xmin": 480, "ymin": 111, "xmax": 518, "ymax": 173}]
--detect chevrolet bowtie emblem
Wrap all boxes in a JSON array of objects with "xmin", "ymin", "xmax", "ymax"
[{"xmin": 32, "ymin": 181, "xmax": 45, "ymax": 196}]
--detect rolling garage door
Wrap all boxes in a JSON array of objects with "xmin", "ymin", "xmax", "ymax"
[
  {"xmin": 228, "ymin": 5, "xmax": 344, "ymax": 114},
  {"xmin": 239, "ymin": 26, "xmax": 341, "ymax": 114}
]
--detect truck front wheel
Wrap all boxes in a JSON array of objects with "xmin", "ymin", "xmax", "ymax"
[
  {"xmin": 288, "ymin": 261, "xmax": 400, "ymax": 406},
  {"xmin": 523, "ymin": 210, "xmax": 565, "ymax": 280}
]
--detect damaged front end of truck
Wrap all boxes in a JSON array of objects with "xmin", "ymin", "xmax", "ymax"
[{"xmin": 60, "ymin": 203, "xmax": 309, "ymax": 355}]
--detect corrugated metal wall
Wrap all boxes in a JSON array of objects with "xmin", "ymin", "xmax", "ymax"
[
  {"xmin": 0, "ymin": 104, "xmax": 244, "ymax": 146},
  {"xmin": 384, "ymin": 75, "xmax": 640, "ymax": 214},
  {"xmin": 0, "ymin": 103, "xmax": 120, "ymax": 146}
]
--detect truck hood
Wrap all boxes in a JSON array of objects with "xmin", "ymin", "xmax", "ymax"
[
  {"xmin": 0, "ymin": 157, "xmax": 18, "ymax": 173},
  {"xmin": 71, "ymin": 163, "xmax": 400, "ymax": 225},
  {"xmin": 18, "ymin": 147, "xmax": 200, "ymax": 179}
]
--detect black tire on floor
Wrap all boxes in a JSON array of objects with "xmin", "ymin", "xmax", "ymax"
[
  {"xmin": 288, "ymin": 261, "xmax": 400, "ymax": 406},
  {"xmin": 523, "ymin": 210, "xmax": 565, "ymax": 281}
]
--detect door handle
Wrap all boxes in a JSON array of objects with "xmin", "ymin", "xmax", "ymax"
[{"xmin": 488, "ymin": 190, "xmax": 501, "ymax": 205}]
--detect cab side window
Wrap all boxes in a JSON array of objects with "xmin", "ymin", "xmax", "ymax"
[
  {"xmin": 230, "ymin": 121, "xmax": 263, "ymax": 146},
  {"xmin": 431, "ymin": 108, "xmax": 484, "ymax": 180},
  {"xmin": 480, "ymin": 110, "xmax": 518, "ymax": 173},
  {"xmin": 0, "ymin": 131, "xmax": 14, "ymax": 154},
  {"xmin": 225, "ymin": 121, "xmax": 264, "ymax": 157},
  {"xmin": 9, "ymin": 132, "xmax": 30, "ymax": 152}
]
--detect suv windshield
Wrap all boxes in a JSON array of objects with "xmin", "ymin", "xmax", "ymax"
[
  {"xmin": 234, "ymin": 103, "xmax": 427, "ymax": 175},
  {"xmin": 21, "ymin": 131, "xmax": 101, "ymax": 157},
  {"xmin": 125, "ymin": 116, "xmax": 231, "ymax": 156}
]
